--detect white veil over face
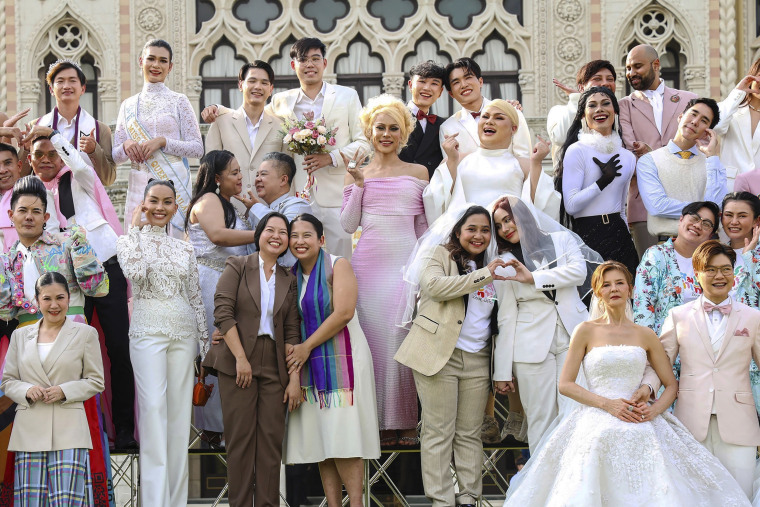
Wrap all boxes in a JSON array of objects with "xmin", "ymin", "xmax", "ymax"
[
  {"xmin": 487, "ymin": 194, "xmax": 604, "ymax": 300},
  {"xmin": 396, "ymin": 204, "xmax": 498, "ymax": 328}
]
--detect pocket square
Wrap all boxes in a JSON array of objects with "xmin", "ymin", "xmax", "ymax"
[{"xmin": 734, "ymin": 328, "xmax": 750, "ymax": 337}]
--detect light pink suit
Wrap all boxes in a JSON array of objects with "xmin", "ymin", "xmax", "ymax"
[
  {"xmin": 734, "ymin": 168, "xmax": 760, "ymax": 197},
  {"xmin": 618, "ymin": 86, "xmax": 698, "ymax": 223}
]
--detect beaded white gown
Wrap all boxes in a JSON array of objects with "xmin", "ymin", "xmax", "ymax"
[{"xmin": 504, "ymin": 345, "xmax": 751, "ymax": 506}]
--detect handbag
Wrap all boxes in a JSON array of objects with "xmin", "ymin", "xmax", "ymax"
[{"xmin": 192, "ymin": 363, "xmax": 213, "ymax": 407}]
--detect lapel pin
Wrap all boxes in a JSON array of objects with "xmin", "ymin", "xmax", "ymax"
[{"xmin": 670, "ymin": 95, "xmax": 680, "ymax": 103}]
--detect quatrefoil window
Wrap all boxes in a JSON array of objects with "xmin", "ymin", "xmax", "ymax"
[
  {"xmin": 54, "ymin": 22, "xmax": 84, "ymax": 53},
  {"xmin": 233, "ymin": 0, "xmax": 283, "ymax": 34},
  {"xmin": 435, "ymin": 0, "xmax": 485, "ymax": 30},
  {"xmin": 300, "ymin": 0, "xmax": 349, "ymax": 33},
  {"xmin": 367, "ymin": 0, "xmax": 417, "ymax": 31}
]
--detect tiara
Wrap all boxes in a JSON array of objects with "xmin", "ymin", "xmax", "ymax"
[{"xmin": 47, "ymin": 58, "xmax": 83, "ymax": 76}]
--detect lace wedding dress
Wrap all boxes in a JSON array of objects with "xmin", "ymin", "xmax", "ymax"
[{"xmin": 504, "ymin": 345, "xmax": 751, "ymax": 506}]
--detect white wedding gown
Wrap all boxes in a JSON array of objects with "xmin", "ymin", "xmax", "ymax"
[{"xmin": 504, "ymin": 345, "xmax": 751, "ymax": 506}]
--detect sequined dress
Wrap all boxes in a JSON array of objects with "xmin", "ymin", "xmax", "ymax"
[{"xmin": 504, "ymin": 345, "xmax": 750, "ymax": 506}]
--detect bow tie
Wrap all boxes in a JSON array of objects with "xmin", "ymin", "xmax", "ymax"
[
  {"xmin": 703, "ymin": 301, "xmax": 732, "ymax": 315},
  {"xmin": 471, "ymin": 112, "xmax": 481, "ymax": 119},
  {"xmin": 416, "ymin": 109, "xmax": 437, "ymax": 123}
]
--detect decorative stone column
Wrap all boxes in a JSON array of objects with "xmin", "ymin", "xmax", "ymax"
[
  {"xmin": 382, "ymin": 73, "xmax": 405, "ymax": 99},
  {"xmin": 18, "ymin": 80, "xmax": 40, "ymax": 118}
]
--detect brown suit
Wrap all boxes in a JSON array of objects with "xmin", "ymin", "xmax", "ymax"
[{"xmin": 202, "ymin": 253, "xmax": 299, "ymax": 507}]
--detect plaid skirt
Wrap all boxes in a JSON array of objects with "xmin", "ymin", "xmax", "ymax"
[{"xmin": 14, "ymin": 448, "xmax": 92, "ymax": 506}]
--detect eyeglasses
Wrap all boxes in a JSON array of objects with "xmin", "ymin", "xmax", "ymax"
[
  {"xmin": 31, "ymin": 151, "xmax": 59, "ymax": 161},
  {"xmin": 295, "ymin": 56, "xmax": 324, "ymax": 65},
  {"xmin": 702, "ymin": 266, "xmax": 734, "ymax": 277},
  {"xmin": 685, "ymin": 213, "xmax": 714, "ymax": 231}
]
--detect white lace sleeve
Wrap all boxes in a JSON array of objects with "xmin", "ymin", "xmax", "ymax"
[
  {"xmin": 116, "ymin": 226, "xmax": 147, "ymax": 284},
  {"xmin": 163, "ymin": 95, "xmax": 204, "ymax": 159},
  {"xmin": 185, "ymin": 245, "xmax": 209, "ymax": 354}
]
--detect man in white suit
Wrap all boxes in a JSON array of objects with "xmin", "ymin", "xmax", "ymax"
[
  {"xmin": 439, "ymin": 58, "xmax": 532, "ymax": 159},
  {"xmin": 641, "ymin": 240, "xmax": 760, "ymax": 498},
  {"xmin": 205, "ymin": 61, "xmax": 284, "ymax": 214}
]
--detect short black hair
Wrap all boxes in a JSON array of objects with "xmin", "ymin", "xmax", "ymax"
[
  {"xmin": 0, "ymin": 142, "xmax": 18, "ymax": 162},
  {"xmin": 575, "ymin": 60, "xmax": 616, "ymax": 88},
  {"xmin": 262, "ymin": 152, "xmax": 296, "ymax": 187},
  {"xmin": 35, "ymin": 271, "xmax": 70, "ymax": 299},
  {"xmin": 682, "ymin": 97, "xmax": 720, "ymax": 129},
  {"xmin": 290, "ymin": 38, "xmax": 326, "ymax": 60},
  {"xmin": 46, "ymin": 61, "xmax": 86, "ymax": 88},
  {"xmin": 409, "ymin": 60, "xmax": 446, "ymax": 82},
  {"xmin": 238, "ymin": 60, "xmax": 275, "ymax": 85},
  {"xmin": 11, "ymin": 175, "xmax": 48, "ymax": 211},
  {"xmin": 444, "ymin": 58, "xmax": 482, "ymax": 92},
  {"xmin": 142, "ymin": 39, "xmax": 173, "ymax": 62},
  {"xmin": 253, "ymin": 212, "xmax": 291, "ymax": 258},
  {"xmin": 681, "ymin": 200, "xmax": 721, "ymax": 233},
  {"xmin": 722, "ymin": 191, "xmax": 760, "ymax": 219}
]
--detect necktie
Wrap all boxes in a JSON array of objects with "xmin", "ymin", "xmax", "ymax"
[
  {"xmin": 703, "ymin": 301, "xmax": 731, "ymax": 315},
  {"xmin": 416, "ymin": 109, "xmax": 437, "ymax": 123},
  {"xmin": 471, "ymin": 112, "xmax": 481, "ymax": 119},
  {"xmin": 677, "ymin": 151, "xmax": 692, "ymax": 159}
]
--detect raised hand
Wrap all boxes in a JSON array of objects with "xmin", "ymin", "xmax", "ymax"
[
  {"xmin": 743, "ymin": 225, "xmax": 760, "ymax": 254},
  {"xmin": 506, "ymin": 99, "xmax": 523, "ymax": 112},
  {"xmin": 552, "ymin": 78, "xmax": 577, "ymax": 96},
  {"xmin": 79, "ymin": 128, "xmax": 97, "ymax": 154},
  {"xmin": 530, "ymin": 134, "xmax": 550, "ymax": 163},
  {"xmin": 130, "ymin": 201, "xmax": 148, "ymax": 228},
  {"xmin": 735, "ymin": 74, "xmax": 760, "ymax": 95},
  {"xmin": 201, "ymin": 105, "xmax": 220, "ymax": 123},
  {"xmin": 631, "ymin": 141, "xmax": 652, "ymax": 158},
  {"xmin": 501, "ymin": 258, "xmax": 534, "ymax": 284},
  {"xmin": 232, "ymin": 190, "xmax": 257, "ymax": 210},
  {"xmin": 340, "ymin": 150, "xmax": 367, "ymax": 186},
  {"xmin": 593, "ymin": 154, "xmax": 622, "ymax": 190},
  {"xmin": 486, "ymin": 258, "xmax": 510, "ymax": 281},
  {"xmin": 0, "ymin": 127, "xmax": 24, "ymax": 145},
  {"xmin": 696, "ymin": 129, "xmax": 719, "ymax": 158},
  {"xmin": 4, "ymin": 108, "xmax": 30, "ymax": 128},
  {"xmin": 441, "ymin": 132, "xmax": 460, "ymax": 161}
]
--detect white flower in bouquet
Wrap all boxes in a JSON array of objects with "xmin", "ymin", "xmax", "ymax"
[{"xmin": 317, "ymin": 135, "xmax": 327, "ymax": 145}]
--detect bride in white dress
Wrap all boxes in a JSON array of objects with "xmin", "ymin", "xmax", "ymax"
[
  {"xmin": 504, "ymin": 260, "xmax": 750, "ymax": 506},
  {"xmin": 423, "ymin": 99, "xmax": 560, "ymax": 224}
]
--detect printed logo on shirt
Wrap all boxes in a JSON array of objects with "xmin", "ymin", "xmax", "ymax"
[{"xmin": 472, "ymin": 283, "xmax": 496, "ymax": 305}]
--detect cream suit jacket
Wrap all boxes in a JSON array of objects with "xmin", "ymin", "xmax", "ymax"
[
  {"xmin": 265, "ymin": 83, "xmax": 370, "ymax": 208},
  {"xmin": 642, "ymin": 299, "xmax": 760, "ymax": 446},
  {"xmin": 205, "ymin": 108, "xmax": 284, "ymax": 213},
  {"xmin": 714, "ymin": 88, "xmax": 760, "ymax": 191},
  {"xmin": 394, "ymin": 245, "xmax": 494, "ymax": 377},
  {"xmin": 1, "ymin": 319, "xmax": 105, "ymax": 452},
  {"xmin": 618, "ymin": 85, "xmax": 698, "ymax": 223},
  {"xmin": 493, "ymin": 231, "xmax": 589, "ymax": 381}
]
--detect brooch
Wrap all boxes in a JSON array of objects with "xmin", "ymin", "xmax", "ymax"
[{"xmin": 670, "ymin": 95, "xmax": 680, "ymax": 103}]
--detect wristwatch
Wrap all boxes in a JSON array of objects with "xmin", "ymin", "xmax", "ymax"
[{"xmin": 50, "ymin": 129, "xmax": 60, "ymax": 138}]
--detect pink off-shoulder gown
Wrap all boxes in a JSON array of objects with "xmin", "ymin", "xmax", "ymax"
[{"xmin": 341, "ymin": 176, "xmax": 428, "ymax": 430}]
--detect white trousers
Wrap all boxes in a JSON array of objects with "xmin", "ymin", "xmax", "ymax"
[
  {"xmin": 130, "ymin": 332, "xmax": 196, "ymax": 507},
  {"xmin": 512, "ymin": 322, "xmax": 573, "ymax": 453},
  {"xmin": 700, "ymin": 414, "xmax": 756, "ymax": 499},
  {"xmin": 311, "ymin": 204, "xmax": 353, "ymax": 259}
]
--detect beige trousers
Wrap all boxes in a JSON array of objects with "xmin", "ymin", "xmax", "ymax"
[
  {"xmin": 413, "ymin": 347, "xmax": 491, "ymax": 507},
  {"xmin": 700, "ymin": 415, "xmax": 755, "ymax": 499}
]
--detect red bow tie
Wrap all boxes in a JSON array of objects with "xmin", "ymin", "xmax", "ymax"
[
  {"xmin": 416, "ymin": 109, "xmax": 437, "ymax": 123},
  {"xmin": 703, "ymin": 301, "xmax": 732, "ymax": 315},
  {"xmin": 471, "ymin": 112, "xmax": 481, "ymax": 119}
]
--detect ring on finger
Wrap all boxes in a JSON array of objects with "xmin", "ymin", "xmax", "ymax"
[
  {"xmin": 627, "ymin": 405, "xmax": 634, "ymax": 412},
  {"xmin": 348, "ymin": 161, "xmax": 357, "ymax": 169}
]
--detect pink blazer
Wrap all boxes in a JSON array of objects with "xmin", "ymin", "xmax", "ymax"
[
  {"xmin": 643, "ymin": 299, "xmax": 760, "ymax": 446},
  {"xmin": 618, "ymin": 86, "xmax": 698, "ymax": 223},
  {"xmin": 734, "ymin": 168, "xmax": 760, "ymax": 197}
]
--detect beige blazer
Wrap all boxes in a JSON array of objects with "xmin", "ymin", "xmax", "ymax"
[
  {"xmin": 618, "ymin": 85, "xmax": 698, "ymax": 223},
  {"xmin": 714, "ymin": 88, "xmax": 760, "ymax": 190},
  {"xmin": 205, "ymin": 108, "xmax": 284, "ymax": 213},
  {"xmin": 642, "ymin": 299, "xmax": 760, "ymax": 446},
  {"xmin": 0, "ymin": 319, "xmax": 105, "ymax": 452},
  {"xmin": 265, "ymin": 83, "xmax": 370, "ymax": 208},
  {"xmin": 394, "ymin": 245, "xmax": 494, "ymax": 377}
]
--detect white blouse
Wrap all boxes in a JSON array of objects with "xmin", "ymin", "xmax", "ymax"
[{"xmin": 116, "ymin": 225, "xmax": 208, "ymax": 347}]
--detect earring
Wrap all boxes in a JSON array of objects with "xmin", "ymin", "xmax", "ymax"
[
  {"xmin": 42, "ymin": 223, "xmax": 46, "ymax": 230},
  {"xmin": 581, "ymin": 117, "xmax": 590, "ymax": 134},
  {"xmin": 614, "ymin": 115, "xmax": 620, "ymax": 134},
  {"xmin": 215, "ymin": 184, "xmax": 220, "ymax": 195}
]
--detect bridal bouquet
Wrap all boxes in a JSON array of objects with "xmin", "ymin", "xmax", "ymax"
[{"xmin": 281, "ymin": 111, "xmax": 338, "ymax": 201}]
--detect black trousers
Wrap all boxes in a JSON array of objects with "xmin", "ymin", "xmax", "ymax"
[{"xmin": 84, "ymin": 258, "xmax": 135, "ymax": 433}]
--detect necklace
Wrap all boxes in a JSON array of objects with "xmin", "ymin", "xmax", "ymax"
[{"xmin": 748, "ymin": 101, "xmax": 760, "ymax": 112}]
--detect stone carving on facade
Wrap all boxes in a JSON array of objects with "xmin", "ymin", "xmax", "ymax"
[
  {"xmin": 138, "ymin": 7, "xmax": 164, "ymax": 32},
  {"xmin": 719, "ymin": 0, "xmax": 737, "ymax": 97},
  {"xmin": 551, "ymin": 0, "xmax": 586, "ymax": 105},
  {"xmin": 382, "ymin": 74, "xmax": 405, "ymax": 99}
]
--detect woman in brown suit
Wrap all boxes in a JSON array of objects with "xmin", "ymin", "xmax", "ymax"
[{"xmin": 202, "ymin": 211, "xmax": 302, "ymax": 507}]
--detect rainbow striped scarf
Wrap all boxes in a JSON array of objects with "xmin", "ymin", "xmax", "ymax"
[{"xmin": 295, "ymin": 250, "xmax": 354, "ymax": 408}]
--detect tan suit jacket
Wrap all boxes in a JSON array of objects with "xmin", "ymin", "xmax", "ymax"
[
  {"xmin": 0, "ymin": 319, "xmax": 105, "ymax": 452},
  {"xmin": 205, "ymin": 108, "xmax": 284, "ymax": 213},
  {"xmin": 265, "ymin": 83, "xmax": 370, "ymax": 208},
  {"xmin": 202, "ymin": 253, "xmax": 300, "ymax": 387},
  {"xmin": 642, "ymin": 299, "xmax": 760, "ymax": 446},
  {"xmin": 395, "ymin": 245, "xmax": 494, "ymax": 377},
  {"xmin": 618, "ymin": 86, "xmax": 698, "ymax": 223}
]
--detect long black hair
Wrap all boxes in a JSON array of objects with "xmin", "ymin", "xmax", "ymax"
[
  {"xmin": 185, "ymin": 150, "xmax": 237, "ymax": 231},
  {"xmin": 554, "ymin": 86, "xmax": 621, "ymax": 226},
  {"xmin": 444, "ymin": 205, "xmax": 491, "ymax": 271}
]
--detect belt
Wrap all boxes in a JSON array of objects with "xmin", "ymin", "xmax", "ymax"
[
  {"xmin": 17, "ymin": 305, "xmax": 85, "ymax": 325},
  {"xmin": 103, "ymin": 255, "xmax": 119, "ymax": 267},
  {"xmin": 573, "ymin": 212, "xmax": 621, "ymax": 225}
]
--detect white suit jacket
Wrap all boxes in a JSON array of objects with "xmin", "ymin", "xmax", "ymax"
[
  {"xmin": 642, "ymin": 299, "xmax": 760, "ymax": 446},
  {"xmin": 205, "ymin": 108, "xmax": 284, "ymax": 213},
  {"xmin": 493, "ymin": 231, "xmax": 589, "ymax": 381},
  {"xmin": 714, "ymin": 88, "xmax": 760, "ymax": 191},
  {"xmin": 1, "ymin": 319, "xmax": 105, "ymax": 452},
  {"xmin": 265, "ymin": 83, "xmax": 370, "ymax": 208},
  {"xmin": 438, "ymin": 98, "xmax": 532, "ymax": 159}
]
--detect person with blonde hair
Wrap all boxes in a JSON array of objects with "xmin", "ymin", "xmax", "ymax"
[
  {"xmin": 424, "ymin": 98, "xmax": 559, "ymax": 224},
  {"xmin": 340, "ymin": 93, "xmax": 429, "ymax": 445}
]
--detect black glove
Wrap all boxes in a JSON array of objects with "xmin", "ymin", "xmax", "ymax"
[{"xmin": 593, "ymin": 154, "xmax": 622, "ymax": 190}]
